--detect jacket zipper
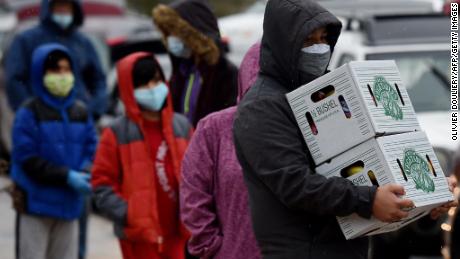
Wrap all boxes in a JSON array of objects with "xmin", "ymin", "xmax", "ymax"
[
  {"xmin": 141, "ymin": 123, "xmax": 165, "ymax": 252},
  {"xmin": 158, "ymin": 236, "xmax": 164, "ymax": 252}
]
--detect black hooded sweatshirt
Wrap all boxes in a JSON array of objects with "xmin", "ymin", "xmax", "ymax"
[{"xmin": 233, "ymin": 1, "xmax": 377, "ymax": 258}]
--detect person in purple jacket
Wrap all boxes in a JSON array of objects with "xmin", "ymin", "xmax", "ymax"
[{"xmin": 179, "ymin": 42, "xmax": 261, "ymax": 259}]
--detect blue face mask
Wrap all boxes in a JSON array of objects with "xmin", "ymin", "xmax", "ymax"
[
  {"xmin": 167, "ymin": 36, "xmax": 192, "ymax": 58},
  {"xmin": 52, "ymin": 14, "xmax": 73, "ymax": 29},
  {"xmin": 134, "ymin": 82, "xmax": 169, "ymax": 112}
]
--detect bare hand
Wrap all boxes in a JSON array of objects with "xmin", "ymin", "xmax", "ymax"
[
  {"xmin": 372, "ymin": 184, "xmax": 414, "ymax": 223},
  {"xmin": 429, "ymin": 176, "xmax": 458, "ymax": 220},
  {"xmin": 430, "ymin": 201, "xmax": 458, "ymax": 220},
  {"xmin": 448, "ymin": 175, "xmax": 457, "ymax": 192}
]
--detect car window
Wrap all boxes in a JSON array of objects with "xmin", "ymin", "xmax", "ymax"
[{"xmin": 366, "ymin": 51, "xmax": 449, "ymax": 113}]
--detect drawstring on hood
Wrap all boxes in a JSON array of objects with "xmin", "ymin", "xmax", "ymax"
[{"xmin": 259, "ymin": 0, "xmax": 342, "ymax": 90}]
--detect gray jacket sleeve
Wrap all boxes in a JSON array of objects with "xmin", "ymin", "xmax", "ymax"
[
  {"xmin": 93, "ymin": 186, "xmax": 127, "ymax": 225},
  {"xmin": 233, "ymin": 96, "xmax": 377, "ymax": 218}
]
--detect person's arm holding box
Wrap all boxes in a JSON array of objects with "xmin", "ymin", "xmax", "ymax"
[{"xmin": 233, "ymin": 96, "xmax": 415, "ymax": 222}]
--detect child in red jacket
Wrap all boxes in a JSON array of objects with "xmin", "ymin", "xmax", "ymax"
[{"xmin": 91, "ymin": 53, "xmax": 192, "ymax": 259}]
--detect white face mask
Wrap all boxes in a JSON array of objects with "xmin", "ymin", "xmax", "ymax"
[
  {"xmin": 298, "ymin": 43, "xmax": 331, "ymax": 77},
  {"xmin": 167, "ymin": 36, "xmax": 192, "ymax": 58}
]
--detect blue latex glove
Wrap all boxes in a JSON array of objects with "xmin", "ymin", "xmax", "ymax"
[{"xmin": 67, "ymin": 170, "xmax": 91, "ymax": 194}]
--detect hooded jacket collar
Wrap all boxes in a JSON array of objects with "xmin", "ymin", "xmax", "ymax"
[
  {"xmin": 152, "ymin": 0, "xmax": 221, "ymax": 66},
  {"xmin": 31, "ymin": 43, "xmax": 76, "ymax": 110},
  {"xmin": 260, "ymin": 0, "xmax": 341, "ymax": 90},
  {"xmin": 116, "ymin": 52, "xmax": 173, "ymax": 125},
  {"xmin": 40, "ymin": 0, "xmax": 84, "ymax": 33},
  {"xmin": 169, "ymin": 0, "xmax": 221, "ymax": 42},
  {"xmin": 237, "ymin": 42, "xmax": 261, "ymax": 103}
]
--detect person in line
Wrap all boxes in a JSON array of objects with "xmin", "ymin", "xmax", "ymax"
[
  {"xmin": 5, "ymin": 2, "xmax": 108, "ymax": 255},
  {"xmin": 232, "ymin": 1, "xmax": 456, "ymax": 258},
  {"xmin": 11, "ymin": 43, "xmax": 97, "ymax": 259},
  {"xmin": 153, "ymin": 0, "xmax": 239, "ymax": 127},
  {"xmin": 91, "ymin": 52, "xmax": 193, "ymax": 259},
  {"xmin": 180, "ymin": 42, "xmax": 261, "ymax": 259},
  {"xmin": 5, "ymin": 0, "xmax": 107, "ymax": 119}
]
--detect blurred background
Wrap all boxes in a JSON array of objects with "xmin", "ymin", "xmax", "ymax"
[
  {"xmin": 0, "ymin": 0, "xmax": 459, "ymax": 258},
  {"xmin": 129, "ymin": 0, "xmax": 256, "ymax": 17}
]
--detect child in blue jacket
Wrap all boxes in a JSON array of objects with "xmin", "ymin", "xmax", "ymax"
[{"xmin": 11, "ymin": 43, "xmax": 97, "ymax": 259}]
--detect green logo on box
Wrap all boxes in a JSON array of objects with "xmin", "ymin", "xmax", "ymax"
[
  {"xmin": 403, "ymin": 149, "xmax": 435, "ymax": 193},
  {"xmin": 373, "ymin": 76, "xmax": 403, "ymax": 120}
]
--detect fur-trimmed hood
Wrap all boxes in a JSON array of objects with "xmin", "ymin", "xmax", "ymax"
[{"xmin": 152, "ymin": 0, "xmax": 221, "ymax": 65}]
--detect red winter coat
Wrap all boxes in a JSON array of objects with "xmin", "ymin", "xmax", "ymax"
[{"xmin": 91, "ymin": 52, "xmax": 192, "ymax": 256}]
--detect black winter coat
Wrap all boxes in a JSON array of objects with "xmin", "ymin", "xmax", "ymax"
[{"xmin": 233, "ymin": 1, "xmax": 378, "ymax": 258}]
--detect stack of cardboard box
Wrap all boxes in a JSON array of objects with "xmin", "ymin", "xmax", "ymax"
[{"xmin": 286, "ymin": 60, "xmax": 453, "ymax": 240}]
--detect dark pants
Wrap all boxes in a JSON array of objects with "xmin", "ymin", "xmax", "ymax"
[
  {"xmin": 370, "ymin": 216, "xmax": 444, "ymax": 259},
  {"xmin": 78, "ymin": 196, "xmax": 91, "ymax": 259}
]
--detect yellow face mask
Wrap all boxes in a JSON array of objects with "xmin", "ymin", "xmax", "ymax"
[{"xmin": 43, "ymin": 73, "xmax": 75, "ymax": 97}]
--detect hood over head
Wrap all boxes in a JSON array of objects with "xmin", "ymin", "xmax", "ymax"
[
  {"xmin": 40, "ymin": 0, "xmax": 84, "ymax": 31},
  {"xmin": 238, "ymin": 42, "xmax": 261, "ymax": 103},
  {"xmin": 116, "ymin": 52, "xmax": 173, "ymax": 124},
  {"xmin": 31, "ymin": 43, "xmax": 77, "ymax": 109},
  {"xmin": 260, "ymin": 0, "xmax": 341, "ymax": 90},
  {"xmin": 152, "ymin": 0, "xmax": 221, "ymax": 65}
]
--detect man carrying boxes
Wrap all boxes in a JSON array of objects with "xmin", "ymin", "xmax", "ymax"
[
  {"xmin": 233, "ymin": 0, "xmax": 456, "ymax": 258},
  {"xmin": 287, "ymin": 59, "xmax": 455, "ymax": 240}
]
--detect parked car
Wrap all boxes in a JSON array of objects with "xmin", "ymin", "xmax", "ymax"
[
  {"xmin": 219, "ymin": 0, "xmax": 442, "ymax": 66},
  {"xmin": 218, "ymin": 0, "xmax": 266, "ymax": 66}
]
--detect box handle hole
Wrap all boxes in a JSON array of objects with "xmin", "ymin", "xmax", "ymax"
[
  {"xmin": 367, "ymin": 84, "xmax": 378, "ymax": 107},
  {"xmin": 340, "ymin": 160, "xmax": 365, "ymax": 178},
  {"xmin": 311, "ymin": 85, "xmax": 335, "ymax": 103},
  {"xmin": 338, "ymin": 95, "xmax": 352, "ymax": 119},
  {"xmin": 426, "ymin": 155, "xmax": 437, "ymax": 177},
  {"xmin": 367, "ymin": 170, "xmax": 380, "ymax": 187},
  {"xmin": 397, "ymin": 159, "xmax": 408, "ymax": 182},
  {"xmin": 305, "ymin": 112, "xmax": 318, "ymax": 135},
  {"xmin": 394, "ymin": 83, "xmax": 405, "ymax": 106}
]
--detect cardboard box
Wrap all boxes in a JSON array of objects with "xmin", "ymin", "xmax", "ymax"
[
  {"xmin": 286, "ymin": 60, "xmax": 420, "ymax": 165},
  {"xmin": 315, "ymin": 131, "xmax": 453, "ymax": 240}
]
